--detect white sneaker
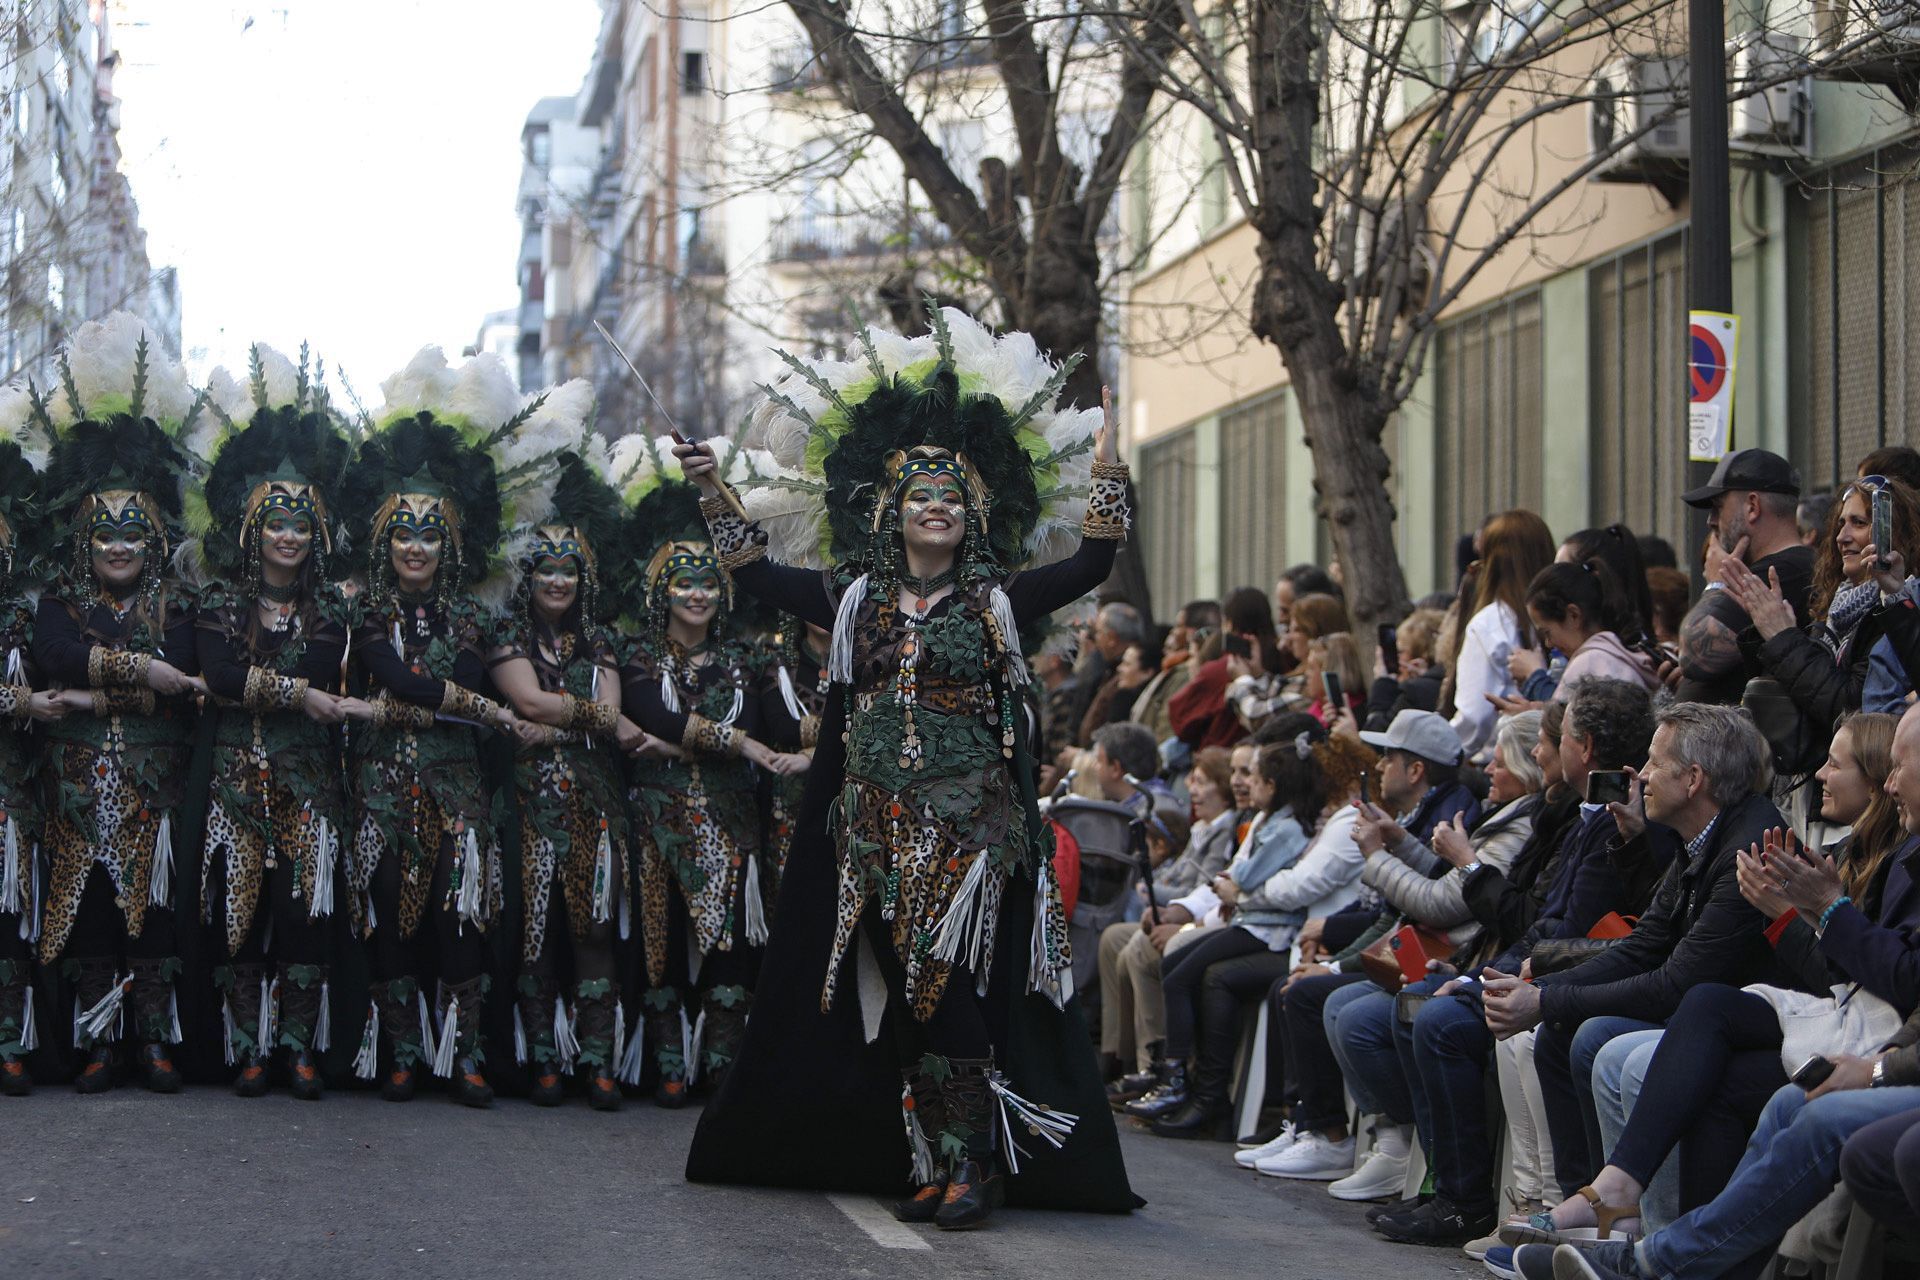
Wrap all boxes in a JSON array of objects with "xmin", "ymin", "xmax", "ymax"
[
  {"xmin": 1327, "ymin": 1146, "xmax": 1411, "ymax": 1201},
  {"xmin": 1233, "ymin": 1122, "xmax": 1300, "ymax": 1169},
  {"xmin": 1255, "ymin": 1132, "xmax": 1356, "ymax": 1180}
]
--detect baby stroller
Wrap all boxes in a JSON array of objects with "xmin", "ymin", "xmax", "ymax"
[{"xmin": 1046, "ymin": 790, "xmax": 1153, "ymax": 1027}]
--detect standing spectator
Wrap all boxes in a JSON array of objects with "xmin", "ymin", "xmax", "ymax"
[
  {"xmin": 1511, "ymin": 560, "xmax": 1662, "ymax": 703},
  {"xmin": 1364, "ymin": 606, "xmax": 1448, "ymax": 730},
  {"xmin": 1081, "ymin": 637, "xmax": 1160, "ymax": 744},
  {"xmin": 1637, "ymin": 534, "xmax": 1679, "ymax": 570},
  {"xmin": 1227, "ymin": 592, "xmax": 1350, "ymax": 731},
  {"xmin": 1858, "ymin": 443, "xmax": 1920, "ymax": 491},
  {"xmin": 1076, "ymin": 603, "xmax": 1146, "ymax": 746},
  {"xmin": 1170, "ymin": 587, "xmax": 1285, "ymax": 750},
  {"xmin": 1676, "ymin": 449, "xmax": 1815, "ymax": 704},
  {"xmin": 1304, "ymin": 633, "xmax": 1367, "ymax": 726},
  {"xmin": 1798, "ymin": 491, "xmax": 1836, "ymax": 548},
  {"xmin": 1445, "ymin": 509, "xmax": 1556, "ymax": 760}
]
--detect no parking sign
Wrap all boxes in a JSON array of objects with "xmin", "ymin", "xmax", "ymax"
[{"xmin": 1688, "ymin": 311, "xmax": 1739, "ymax": 461}]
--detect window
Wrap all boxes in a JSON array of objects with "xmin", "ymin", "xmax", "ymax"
[
  {"xmin": 529, "ymin": 129, "xmax": 551, "ymax": 168},
  {"xmin": 48, "ymin": 262, "xmax": 64, "ymax": 313},
  {"xmin": 938, "ymin": 120, "xmax": 986, "ymax": 196},
  {"xmin": 1218, "ymin": 393, "xmax": 1289, "ymax": 596},
  {"xmin": 1796, "ymin": 139, "xmax": 1920, "ymax": 491},
  {"xmin": 1137, "ymin": 427, "xmax": 1198, "ymax": 611},
  {"xmin": 683, "ymin": 51, "xmax": 706, "ymax": 95},
  {"xmin": 1441, "ymin": 1, "xmax": 1549, "ymax": 78},
  {"xmin": 1434, "ymin": 292, "xmax": 1544, "ymax": 583},
  {"xmin": 1589, "ymin": 230, "xmax": 1690, "ymax": 552}
]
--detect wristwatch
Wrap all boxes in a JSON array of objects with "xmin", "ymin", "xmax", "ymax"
[
  {"xmin": 1871, "ymin": 1058, "xmax": 1888, "ymax": 1088},
  {"xmin": 1460, "ymin": 861, "xmax": 1483, "ymax": 877}
]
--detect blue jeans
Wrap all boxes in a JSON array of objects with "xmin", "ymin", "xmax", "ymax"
[
  {"xmin": 1637, "ymin": 1082, "xmax": 1920, "ymax": 1280},
  {"xmin": 1323, "ymin": 979, "xmax": 1400, "ymax": 1118},
  {"xmin": 1591, "ymin": 1030, "xmax": 1678, "ymax": 1230},
  {"xmin": 1397, "ymin": 985, "xmax": 1499, "ymax": 1211},
  {"xmin": 1538, "ymin": 1014, "xmax": 1659, "ymax": 1198}
]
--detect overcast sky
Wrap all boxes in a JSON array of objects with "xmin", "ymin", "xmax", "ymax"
[{"xmin": 112, "ymin": 0, "xmax": 601, "ymax": 397}]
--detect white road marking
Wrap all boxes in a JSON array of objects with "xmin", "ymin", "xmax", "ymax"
[{"xmin": 828, "ymin": 1193, "xmax": 934, "ymax": 1251}]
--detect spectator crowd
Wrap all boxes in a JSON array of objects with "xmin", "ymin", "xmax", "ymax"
[{"xmin": 1041, "ymin": 444, "xmax": 1920, "ymax": 1280}]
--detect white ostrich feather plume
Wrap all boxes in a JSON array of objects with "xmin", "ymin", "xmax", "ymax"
[
  {"xmin": 376, "ymin": 347, "xmax": 460, "ymax": 421},
  {"xmin": 193, "ymin": 367, "xmax": 249, "ymax": 459},
  {"xmin": 446, "ymin": 352, "xmax": 521, "ymax": 430},
  {"xmin": 241, "ymin": 344, "xmax": 303, "ymax": 421},
  {"xmin": 49, "ymin": 311, "xmax": 195, "ymax": 429},
  {"xmin": 0, "ymin": 384, "xmax": 46, "ymax": 469},
  {"xmin": 608, "ymin": 432, "xmax": 672, "ymax": 500}
]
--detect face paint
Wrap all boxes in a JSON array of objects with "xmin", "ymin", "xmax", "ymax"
[
  {"xmin": 900, "ymin": 478, "xmax": 965, "ymax": 517},
  {"xmin": 88, "ymin": 498, "xmax": 153, "ymax": 589},
  {"xmin": 260, "ymin": 509, "xmax": 315, "ymax": 564},
  {"xmin": 531, "ymin": 555, "xmax": 580, "ymax": 615},
  {"xmin": 668, "ymin": 567, "xmax": 720, "ymax": 602}
]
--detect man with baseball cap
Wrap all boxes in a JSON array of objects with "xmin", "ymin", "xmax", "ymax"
[
  {"xmin": 1676, "ymin": 448, "xmax": 1815, "ymax": 705},
  {"xmin": 1359, "ymin": 709, "xmax": 1480, "ymax": 839}
]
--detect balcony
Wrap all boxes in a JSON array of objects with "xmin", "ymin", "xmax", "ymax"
[
  {"xmin": 767, "ymin": 43, "xmax": 831, "ymax": 93},
  {"xmin": 769, "ymin": 215, "xmax": 953, "ymax": 264}
]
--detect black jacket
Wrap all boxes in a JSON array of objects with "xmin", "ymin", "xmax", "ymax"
[
  {"xmin": 1538, "ymin": 791, "xmax": 1795, "ymax": 1026},
  {"xmin": 1457, "ymin": 787, "xmax": 1582, "ymax": 960},
  {"xmin": 1757, "ymin": 597, "xmax": 1920, "ymax": 759}
]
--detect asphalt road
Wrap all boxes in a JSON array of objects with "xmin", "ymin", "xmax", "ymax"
[{"xmin": 0, "ymin": 1087, "xmax": 1479, "ymax": 1280}]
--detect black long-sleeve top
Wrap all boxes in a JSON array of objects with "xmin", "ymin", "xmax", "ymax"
[
  {"xmin": 621, "ymin": 641, "xmax": 761, "ymax": 746},
  {"xmin": 352, "ymin": 601, "xmax": 492, "ymax": 707},
  {"xmin": 760, "ymin": 647, "xmax": 829, "ymax": 751},
  {"xmin": 34, "ymin": 590, "xmax": 199, "ymax": 698},
  {"xmin": 196, "ymin": 606, "xmax": 346, "ymax": 701}
]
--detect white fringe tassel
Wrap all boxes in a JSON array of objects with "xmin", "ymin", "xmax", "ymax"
[
  {"xmin": 431, "ymin": 989, "xmax": 459, "ymax": 1078},
  {"xmin": 416, "ymin": 991, "xmax": 437, "ymax": 1066},
  {"xmin": 591, "ymin": 830, "xmax": 613, "ymax": 923},
  {"xmin": 1027, "ymin": 854, "xmax": 1074, "ymax": 1010},
  {"xmin": 720, "ymin": 686, "xmax": 743, "ymax": 729},
  {"xmin": 743, "ymin": 856, "xmax": 769, "ymax": 946},
  {"xmin": 615, "ymin": 1010, "xmax": 647, "ymax": 1085},
  {"xmin": 220, "ymin": 994, "xmax": 239, "ymax": 1066},
  {"xmin": 455, "ymin": 828, "xmax": 483, "ymax": 930},
  {"xmin": 0, "ymin": 816, "xmax": 20, "ymax": 914},
  {"xmin": 165, "ymin": 986, "xmax": 182, "ymax": 1044},
  {"xmin": 611, "ymin": 1002, "xmax": 625, "ymax": 1076},
  {"xmin": 776, "ymin": 662, "xmax": 803, "ymax": 723},
  {"xmin": 553, "ymin": 996, "xmax": 579, "ymax": 1072},
  {"xmin": 352, "ymin": 1000, "xmax": 380, "ymax": 1080},
  {"xmin": 680, "ymin": 1007, "xmax": 701, "ymax": 1086},
  {"xmin": 903, "ymin": 1082, "xmax": 937, "ymax": 1186},
  {"xmin": 989, "ymin": 585, "xmax": 1030, "ymax": 688},
  {"xmin": 931, "ymin": 853, "xmax": 993, "ymax": 971},
  {"xmin": 73, "ymin": 974, "xmax": 130, "ymax": 1046},
  {"xmin": 148, "ymin": 815, "xmax": 172, "ymax": 908},
  {"xmin": 313, "ymin": 980, "xmax": 331, "ymax": 1053},
  {"xmin": 309, "ymin": 819, "xmax": 337, "ymax": 919},
  {"xmin": 512, "ymin": 1002, "xmax": 528, "ymax": 1066},
  {"xmin": 827, "ymin": 573, "xmax": 869, "ymax": 684},
  {"xmin": 17, "ymin": 983, "xmax": 35, "ymax": 1052},
  {"xmin": 988, "ymin": 1072, "xmax": 1079, "ymax": 1175},
  {"xmin": 258, "ymin": 976, "xmax": 280, "ymax": 1056}
]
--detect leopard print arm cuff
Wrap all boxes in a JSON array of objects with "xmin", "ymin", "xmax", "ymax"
[
  {"xmin": 439, "ymin": 684, "xmax": 503, "ymax": 724},
  {"xmin": 799, "ymin": 712, "xmax": 821, "ymax": 751},
  {"xmin": 375, "ymin": 695, "xmax": 435, "ymax": 731},
  {"xmin": 700, "ymin": 492, "xmax": 767, "ymax": 571},
  {"xmin": 88, "ymin": 647, "xmax": 153, "ymax": 689},
  {"xmin": 1082, "ymin": 460, "xmax": 1132, "ymax": 541},
  {"xmin": 561, "ymin": 693, "xmax": 618, "ymax": 736},
  {"xmin": 0, "ymin": 684, "xmax": 27, "ymax": 720},
  {"xmin": 98, "ymin": 685, "xmax": 156, "ymax": 716},
  {"xmin": 242, "ymin": 667, "xmax": 309, "ymax": 713},
  {"xmin": 682, "ymin": 712, "xmax": 739, "ymax": 756}
]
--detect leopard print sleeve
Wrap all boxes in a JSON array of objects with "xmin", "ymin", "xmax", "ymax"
[{"xmin": 1082, "ymin": 459, "xmax": 1131, "ymax": 540}]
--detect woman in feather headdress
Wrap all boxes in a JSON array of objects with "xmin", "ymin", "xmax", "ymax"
[
  {"xmin": 487, "ymin": 433, "xmax": 649, "ymax": 1112},
  {"xmin": 336, "ymin": 349, "xmax": 537, "ymax": 1107},
  {"xmin": 191, "ymin": 345, "xmax": 368, "ymax": 1100},
  {"xmin": 612, "ymin": 435, "xmax": 800, "ymax": 1106},
  {"xmin": 678, "ymin": 309, "xmax": 1137, "ymax": 1228},
  {"xmin": 760, "ymin": 621, "xmax": 831, "ymax": 893},
  {"xmin": 22, "ymin": 313, "xmax": 206, "ymax": 1095}
]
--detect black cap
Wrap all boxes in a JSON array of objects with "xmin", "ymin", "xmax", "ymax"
[{"xmin": 1681, "ymin": 448, "xmax": 1802, "ymax": 508}]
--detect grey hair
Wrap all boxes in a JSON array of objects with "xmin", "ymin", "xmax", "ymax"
[
  {"xmin": 1655, "ymin": 702, "xmax": 1773, "ymax": 807},
  {"xmin": 1564, "ymin": 677, "xmax": 1655, "ymax": 771},
  {"xmin": 1495, "ymin": 709, "xmax": 1545, "ymax": 794},
  {"xmin": 1098, "ymin": 602, "xmax": 1145, "ymax": 645}
]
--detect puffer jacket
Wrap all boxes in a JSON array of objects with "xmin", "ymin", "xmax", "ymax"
[
  {"xmin": 1361, "ymin": 793, "xmax": 1539, "ymax": 942},
  {"xmin": 1757, "ymin": 594, "xmax": 1920, "ymax": 756}
]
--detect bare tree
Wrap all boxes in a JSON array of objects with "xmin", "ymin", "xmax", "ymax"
[{"xmin": 1121, "ymin": 0, "xmax": 1894, "ymax": 629}]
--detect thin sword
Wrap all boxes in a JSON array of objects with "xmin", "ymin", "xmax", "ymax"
[{"xmin": 592, "ymin": 319, "xmax": 748, "ymax": 521}]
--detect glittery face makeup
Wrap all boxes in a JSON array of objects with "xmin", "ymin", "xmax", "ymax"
[
  {"xmin": 899, "ymin": 476, "xmax": 965, "ymax": 553},
  {"xmin": 667, "ymin": 564, "xmax": 720, "ymax": 630},
  {"xmin": 388, "ymin": 523, "xmax": 446, "ymax": 592},
  {"xmin": 88, "ymin": 499, "xmax": 152, "ymax": 592},
  {"xmin": 260, "ymin": 507, "xmax": 315, "ymax": 570},
  {"xmin": 531, "ymin": 554, "xmax": 580, "ymax": 620}
]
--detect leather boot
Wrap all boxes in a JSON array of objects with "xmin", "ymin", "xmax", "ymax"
[
  {"xmin": 572, "ymin": 978, "xmax": 621, "ymax": 1112},
  {"xmin": 1123, "ymin": 1059, "xmax": 1188, "ymax": 1119},
  {"xmin": 375, "ymin": 977, "xmax": 425, "ymax": 1101},
  {"xmin": 1107, "ymin": 1041, "xmax": 1165, "ymax": 1107},
  {"xmin": 890, "ymin": 1063, "xmax": 951, "ymax": 1223},
  {"xmin": 69, "ymin": 958, "xmax": 123, "ymax": 1094},
  {"xmin": 642, "ymin": 987, "xmax": 687, "ymax": 1109},
  {"xmin": 0, "ymin": 958, "xmax": 35, "ymax": 1096},
  {"xmin": 1150, "ymin": 1056, "xmax": 1229, "ymax": 1139},
  {"xmin": 441, "ymin": 975, "xmax": 493, "ymax": 1108},
  {"xmin": 220, "ymin": 963, "xmax": 272, "ymax": 1097},
  {"xmin": 517, "ymin": 974, "xmax": 565, "ymax": 1106},
  {"xmin": 128, "ymin": 958, "xmax": 182, "ymax": 1093},
  {"xmin": 278, "ymin": 963, "xmax": 328, "ymax": 1102},
  {"xmin": 934, "ymin": 1058, "xmax": 1005, "ymax": 1230},
  {"xmin": 698, "ymin": 984, "xmax": 751, "ymax": 1093}
]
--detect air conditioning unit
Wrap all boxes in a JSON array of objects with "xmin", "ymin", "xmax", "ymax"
[
  {"xmin": 1588, "ymin": 55, "xmax": 1690, "ymax": 171},
  {"xmin": 1728, "ymin": 32, "xmax": 1811, "ymax": 153}
]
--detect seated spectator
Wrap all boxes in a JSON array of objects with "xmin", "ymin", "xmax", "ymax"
[
  {"xmin": 1077, "ymin": 603, "xmax": 1147, "ymax": 746},
  {"xmin": 1136, "ymin": 719, "xmax": 1373, "ymax": 1138},
  {"xmin": 1089, "ymin": 721, "xmax": 1170, "ymax": 808},
  {"xmin": 1364, "ymin": 606, "xmax": 1448, "ymax": 731},
  {"xmin": 1644, "ymin": 566, "xmax": 1689, "ymax": 650},
  {"xmin": 1170, "ymin": 587, "xmax": 1286, "ymax": 750},
  {"xmin": 1269, "ymin": 715, "xmax": 1545, "ymax": 1202},
  {"xmin": 1304, "ymin": 632, "xmax": 1366, "ymax": 726},
  {"xmin": 1226, "ymin": 592, "xmax": 1350, "ymax": 731},
  {"xmin": 1676, "ymin": 449, "xmax": 1815, "ymax": 705},
  {"xmin": 1840, "ymin": 1105, "xmax": 1920, "ymax": 1230},
  {"xmin": 1511, "ymin": 701, "xmax": 1920, "ymax": 1280},
  {"xmin": 1508, "ymin": 558, "xmax": 1662, "ymax": 705},
  {"xmin": 1277, "ymin": 563, "xmax": 1343, "ymax": 620},
  {"xmin": 1799, "ymin": 490, "xmax": 1835, "ymax": 548},
  {"xmin": 1722, "ymin": 474, "xmax": 1920, "ymax": 749},
  {"xmin": 1130, "ymin": 600, "xmax": 1218, "ymax": 743},
  {"xmin": 1484, "ymin": 703, "xmax": 1790, "ymax": 1211},
  {"xmin": 1444, "ymin": 509, "xmax": 1556, "ymax": 761},
  {"xmin": 1101, "ymin": 747, "xmax": 1239, "ymax": 1099},
  {"xmin": 1037, "ymin": 645, "xmax": 1082, "ymax": 789},
  {"xmin": 1505, "ymin": 712, "xmax": 1916, "ymax": 1252},
  {"xmin": 1082, "ymin": 637, "xmax": 1161, "ymax": 742}
]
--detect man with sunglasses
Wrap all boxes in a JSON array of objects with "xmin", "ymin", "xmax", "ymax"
[{"xmin": 1676, "ymin": 449, "xmax": 1815, "ymax": 705}]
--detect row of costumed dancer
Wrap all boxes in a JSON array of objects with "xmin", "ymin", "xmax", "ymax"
[{"xmin": 0, "ymin": 305, "xmax": 1142, "ymax": 1229}]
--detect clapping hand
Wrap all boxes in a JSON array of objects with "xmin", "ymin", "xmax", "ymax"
[{"xmin": 1720, "ymin": 558, "xmax": 1797, "ymax": 640}]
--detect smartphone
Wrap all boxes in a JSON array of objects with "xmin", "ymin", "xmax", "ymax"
[
  {"xmin": 1358, "ymin": 771, "xmax": 1372, "ymax": 807},
  {"xmin": 1378, "ymin": 623, "xmax": 1399, "ymax": 676},
  {"xmin": 1394, "ymin": 991, "xmax": 1434, "ymax": 1025},
  {"xmin": 1322, "ymin": 670, "xmax": 1345, "ymax": 710},
  {"xmin": 1388, "ymin": 924, "xmax": 1432, "ymax": 986},
  {"xmin": 1587, "ymin": 769, "xmax": 1631, "ymax": 807},
  {"xmin": 1223, "ymin": 634, "xmax": 1251, "ymax": 660},
  {"xmin": 1791, "ymin": 1054, "xmax": 1836, "ymax": 1091},
  {"xmin": 1874, "ymin": 485, "xmax": 1894, "ymax": 568}
]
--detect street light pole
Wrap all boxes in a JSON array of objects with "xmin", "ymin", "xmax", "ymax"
[{"xmin": 1688, "ymin": 0, "xmax": 1731, "ymax": 584}]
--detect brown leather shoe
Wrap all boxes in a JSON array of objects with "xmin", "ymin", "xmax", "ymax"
[{"xmin": 890, "ymin": 1174, "xmax": 950, "ymax": 1224}]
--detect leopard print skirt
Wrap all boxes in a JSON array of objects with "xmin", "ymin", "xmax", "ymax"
[
  {"xmin": 39, "ymin": 747, "xmax": 169, "ymax": 963},
  {"xmin": 518, "ymin": 754, "xmax": 621, "ymax": 968}
]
